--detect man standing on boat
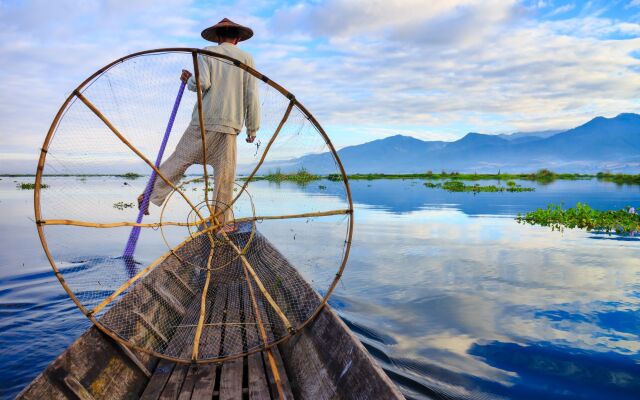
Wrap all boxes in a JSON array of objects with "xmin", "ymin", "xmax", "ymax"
[{"xmin": 140, "ymin": 18, "xmax": 260, "ymax": 233}]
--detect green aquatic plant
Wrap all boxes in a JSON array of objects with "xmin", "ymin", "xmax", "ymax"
[
  {"xmin": 256, "ymin": 168, "xmax": 321, "ymax": 185},
  {"xmin": 17, "ymin": 182, "xmax": 48, "ymax": 190},
  {"xmin": 428, "ymin": 180, "xmax": 535, "ymax": 193},
  {"xmin": 119, "ymin": 172, "xmax": 142, "ymax": 179},
  {"xmin": 516, "ymin": 203, "xmax": 640, "ymax": 234},
  {"xmin": 113, "ymin": 201, "xmax": 135, "ymax": 210},
  {"xmin": 327, "ymin": 170, "xmax": 593, "ymax": 183},
  {"xmin": 596, "ymin": 172, "xmax": 640, "ymax": 185},
  {"xmin": 525, "ymin": 169, "xmax": 556, "ymax": 183},
  {"xmin": 442, "ymin": 181, "xmax": 466, "ymax": 191}
]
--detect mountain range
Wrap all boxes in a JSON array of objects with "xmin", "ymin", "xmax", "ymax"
[{"xmin": 257, "ymin": 113, "xmax": 640, "ymax": 174}]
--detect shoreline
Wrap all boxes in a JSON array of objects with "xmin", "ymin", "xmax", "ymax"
[{"xmin": 3, "ymin": 170, "xmax": 640, "ymax": 184}]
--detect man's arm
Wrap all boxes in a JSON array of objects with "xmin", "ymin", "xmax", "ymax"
[
  {"xmin": 244, "ymin": 55, "xmax": 260, "ymax": 142},
  {"xmin": 187, "ymin": 55, "xmax": 211, "ymax": 92}
]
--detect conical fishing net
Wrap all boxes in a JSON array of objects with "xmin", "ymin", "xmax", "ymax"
[{"xmin": 34, "ymin": 49, "xmax": 353, "ymax": 363}]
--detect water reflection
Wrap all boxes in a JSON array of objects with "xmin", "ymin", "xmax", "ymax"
[
  {"xmin": 1, "ymin": 177, "xmax": 639, "ymax": 399},
  {"xmin": 469, "ymin": 341, "xmax": 640, "ymax": 400},
  {"xmin": 309, "ymin": 178, "xmax": 640, "ymax": 215}
]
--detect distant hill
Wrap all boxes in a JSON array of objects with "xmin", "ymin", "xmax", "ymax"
[
  {"xmin": 254, "ymin": 113, "xmax": 640, "ymax": 174},
  {"xmin": 497, "ymin": 130, "xmax": 563, "ymax": 144}
]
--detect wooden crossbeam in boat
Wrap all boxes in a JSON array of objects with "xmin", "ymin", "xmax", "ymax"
[
  {"xmin": 63, "ymin": 376, "xmax": 96, "ymax": 400},
  {"xmin": 165, "ymin": 269, "xmax": 195, "ymax": 296},
  {"xmin": 133, "ymin": 311, "xmax": 168, "ymax": 344},
  {"xmin": 144, "ymin": 283, "xmax": 186, "ymax": 316},
  {"xmin": 114, "ymin": 342, "xmax": 152, "ymax": 379}
]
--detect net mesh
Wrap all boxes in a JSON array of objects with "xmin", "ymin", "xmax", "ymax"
[{"xmin": 35, "ymin": 49, "xmax": 352, "ymax": 363}]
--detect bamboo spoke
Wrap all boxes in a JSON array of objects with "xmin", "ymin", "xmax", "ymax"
[
  {"xmin": 241, "ymin": 254, "xmax": 292, "ymax": 331},
  {"xmin": 39, "ymin": 218, "xmax": 208, "ymax": 229},
  {"xmin": 237, "ymin": 209, "xmax": 350, "ymax": 223},
  {"xmin": 209, "ymin": 99, "xmax": 295, "ymax": 223},
  {"xmin": 74, "ymin": 90, "xmax": 217, "ymax": 252},
  {"xmin": 90, "ymin": 248, "xmax": 175, "ymax": 316},
  {"xmin": 241, "ymin": 252, "xmax": 285, "ymax": 400},
  {"xmin": 191, "ymin": 246, "xmax": 214, "ymax": 361},
  {"xmin": 88, "ymin": 220, "xmax": 221, "ymax": 316},
  {"xmin": 217, "ymin": 229, "xmax": 293, "ymax": 332},
  {"xmin": 37, "ymin": 208, "xmax": 347, "ymax": 229},
  {"xmin": 74, "ymin": 91, "xmax": 202, "ymax": 219}
]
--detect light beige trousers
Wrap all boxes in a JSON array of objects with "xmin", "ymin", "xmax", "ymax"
[{"xmin": 150, "ymin": 125, "xmax": 237, "ymax": 224}]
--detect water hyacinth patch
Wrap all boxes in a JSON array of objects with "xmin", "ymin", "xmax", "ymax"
[
  {"xmin": 516, "ymin": 203, "xmax": 640, "ymax": 234},
  {"xmin": 17, "ymin": 182, "xmax": 47, "ymax": 190},
  {"xmin": 424, "ymin": 180, "xmax": 535, "ymax": 193}
]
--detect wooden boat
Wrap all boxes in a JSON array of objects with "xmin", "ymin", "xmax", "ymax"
[{"xmin": 17, "ymin": 230, "xmax": 404, "ymax": 399}]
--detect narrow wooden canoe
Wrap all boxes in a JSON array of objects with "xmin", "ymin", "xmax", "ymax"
[{"xmin": 17, "ymin": 231, "xmax": 403, "ymax": 399}]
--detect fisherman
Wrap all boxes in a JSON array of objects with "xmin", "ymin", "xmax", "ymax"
[{"xmin": 139, "ymin": 18, "xmax": 260, "ymax": 233}]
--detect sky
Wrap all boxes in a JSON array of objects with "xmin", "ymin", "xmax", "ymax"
[{"xmin": 1, "ymin": 0, "xmax": 640, "ymax": 173}]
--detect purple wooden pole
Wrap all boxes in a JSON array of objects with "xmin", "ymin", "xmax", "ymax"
[{"xmin": 123, "ymin": 79, "xmax": 187, "ymax": 259}]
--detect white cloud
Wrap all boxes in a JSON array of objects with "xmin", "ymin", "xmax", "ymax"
[
  {"xmin": 271, "ymin": 0, "xmax": 518, "ymax": 44},
  {"xmin": 260, "ymin": 1, "xmax": 640, "ymax": 135},
  {"xmin": 548, "ymin": 3, "xmax": 575, "ymax": 16},
  {"xmin": 1, "ymin": 0, "xmax": 640, "ymax": 172}
]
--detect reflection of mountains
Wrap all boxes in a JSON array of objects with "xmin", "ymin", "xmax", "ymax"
[
  {"xmin": 310, "ymin": 179, "xmax": 639, "ymax": 215},
  {"xmin": 469, "ymin": 341, "xmax": 640, "ymax": 400},
  {"xmin": 336, "ymin": 292, "xmax": 640, "ymax": 399}
]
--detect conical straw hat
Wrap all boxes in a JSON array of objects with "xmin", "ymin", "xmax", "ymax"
[{"xmin": 201, "ymin": 18, "xmax": 254, "ymax": 42}]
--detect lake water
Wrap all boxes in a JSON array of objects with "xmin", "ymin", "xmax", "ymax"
[{"xmin": 1, "ymin": 176, "xmax": 639, "ymax": 399}]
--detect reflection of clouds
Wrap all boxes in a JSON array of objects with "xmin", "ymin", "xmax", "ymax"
[
  {"xmin": 9, "ymin": 175, "xmax": 640, "ymax": 394},
  {"xmin": 337, "ymin": 204, "xmax": 640, "ymax": 387},
  {"xmin": 338, "ymin": 293, "xmax": 517, "ymax": 388}
]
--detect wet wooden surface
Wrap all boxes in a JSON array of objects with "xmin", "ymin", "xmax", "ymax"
[{"xmin": 17, "ymin": 232, "xmax": 404, "ymax": 400}]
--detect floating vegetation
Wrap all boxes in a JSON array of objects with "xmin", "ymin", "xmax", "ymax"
[
  {"xmin": 327, "ymin": 169, "xmax": 592, "ymax": 183},
  {"xmin": 254, "ymin": 168, "xmax": 320, "ymax": 185},
  {"xmin": 17, "ymin": 182, "xmax": 47, "ymax": 190},
  {"xmin": 425, "ymin": 180, "xmax": 535, "ymax": 193},
  {"xmin": 1, "ymin": 173, "xmax": 149, "ymax": 178},
  {"xmin": 119, "ymin": 172, "xmax": 142, "ymax": 180},
  {"xmin": 516, "ymin": 203, "xmax": 640, "ymax": 234},
  {"xmin": 524, "ymin": 169, "xmax": 557, "ymax": 183},
  {"xmin": 113, "ymin": 201, "xmax": 135, "ymax": 210},
  {"xmin": 596, "ymin": 172, "xmax": 640, "ymax": 185}
]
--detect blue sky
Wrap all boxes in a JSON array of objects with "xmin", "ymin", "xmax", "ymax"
[{"xmin": 1, "ymin": 0, "xmax": 640, "ymax": 172}]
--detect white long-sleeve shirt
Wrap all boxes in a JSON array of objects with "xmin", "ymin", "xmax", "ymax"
[{"xmin": 187, "ymin": 43, "xmax": 260, "ymax": 137}]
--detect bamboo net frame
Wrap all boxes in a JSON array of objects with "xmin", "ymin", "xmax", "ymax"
[{"xmin": 34, "ymin": 48, "xmax": 354, "ymax": 364}]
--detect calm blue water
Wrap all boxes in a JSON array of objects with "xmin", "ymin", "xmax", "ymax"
[{"xmin": 1, "ymin": 176, "xmax": 639, "ymax": 399}]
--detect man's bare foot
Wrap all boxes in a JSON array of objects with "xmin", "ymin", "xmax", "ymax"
[{"xmin": 137, "ymin": 194, "xmax": 150, "ymax": 215}]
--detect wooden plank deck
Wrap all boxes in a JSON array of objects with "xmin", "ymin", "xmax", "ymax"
[
  {"xmin": 140, "ymin": 281, "xmax": 294, "ymax": 400},
  {"xmin": 17, "ymin": 231, "xmax": 404, "ymax": 400}
]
